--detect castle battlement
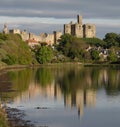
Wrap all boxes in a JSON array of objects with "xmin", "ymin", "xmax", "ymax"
[{"xmin": 2, "ymin": 24, "xmax": 62, "ymax": 47}]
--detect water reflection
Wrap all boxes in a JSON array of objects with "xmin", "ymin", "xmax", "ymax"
[{"xmin": 0, "ymin": 66, "xmax": 120, "ymax": 126}]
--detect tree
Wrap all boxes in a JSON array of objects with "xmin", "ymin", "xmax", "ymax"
[
  {"xmin": 103, "ymin": 33, "xmax": 119, "ymax": 47},
  {"xmin": 107, "ymin": 49, "xmax": 117, "ymax": 62},
  {"xmin": 91, "ymin": 50, "xmax": 100, "ymax": 61},
  {"xmin": 57, "ymin": 34, "xmax": 88, "ymax": 61},
  {"xmin": 36, "ymin": 46, "xmax": 54, "ymax": 64}
]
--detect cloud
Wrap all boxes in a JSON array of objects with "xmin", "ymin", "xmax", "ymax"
[
  {"xmin": 0, "ymin": 0, "xmax": 119, "ymax": 19},
  {"xmin": 0, "ymin": 0, "xmax": 120, "ymax": 38}
]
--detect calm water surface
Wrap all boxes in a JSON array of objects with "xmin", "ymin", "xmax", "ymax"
[{"xmin": 0, "ymin": 66, "xmax": 120, "ymax": 127}]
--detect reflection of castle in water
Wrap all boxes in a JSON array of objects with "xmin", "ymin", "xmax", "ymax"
[
  {"xmin": 14, "ymin": 81, "xmax": 63, "ymax": 103},
  {"xmin": 0, "ymin": 67, "xmax": 119, "ymax": 118},
  {"xmin": 14, "ymin": 80, "xmax": 96, "ymax": 118},
  {"xmin": 64, "ymin": 89, "xmax": 96, "ymax": 117}
]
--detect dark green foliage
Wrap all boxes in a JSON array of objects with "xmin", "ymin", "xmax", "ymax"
[
  {"xmin": 91, "ymin": 50, "xmax": 100, "ymax": 61},
  {"xmin": 107, "ymin": 48, "xmax": 117, "ymax": 62},
  {"xmin": 35, "ymin": 68, "xmax": 54, "ymax": 86},
  {"xmin": 103, "ymin": 33, "xmax": 120, "ymax": 48},
  {"xmin": 81, "ymin": 38, "xmax": 106, "ymax": 47},
  {"xmin": 2, "ymin": 54, "xmax": 17, "ymax": 65},
  {"xmin": 58, "ymin": 34, "xmax": 88, "ymax": 61},
  {"xmin": 36, "ymin": 45, "xmax": 54, "ymax": 64}
]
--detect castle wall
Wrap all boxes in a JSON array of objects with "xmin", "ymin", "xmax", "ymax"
[
  {"xmin": 21, "ymin": 31, "xmax": 29, "ymax": 41},
  {"xmin": 54, "ymin": 31, "xmax": 62, "ymax": 44},
  {"xmin": 83, "ymin": 24, "xmax": 96, "ymax": 38},
  {"xmin": 9, "ymin": 29, "xmax": 21, "ymax": 34},
  {"xmin": 29, "ymin": 33, "xmax": 42, "ymax": 42},
  {"xmin": 45, "ymin": 34, "xmax": 55, "ymax": 45},
  {"xmin": 64, "ymin": 24, "xmax": 71, "ymax": 34},
  {"xmin": 63, "ymin": 15, "xmax": 96, "ymax": 38},
  {"xmin": 71, "ymin": 24, "xmax": 75, "ymax": 36},
  {"xmin": 27, "ymin": 33, "xmax": 54, "ymax": 45},
  {"xmin": 75, "ymin": 23, "xmax": 83, "ymax": 38}
]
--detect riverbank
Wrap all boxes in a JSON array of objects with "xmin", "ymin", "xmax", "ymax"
[
  {"xmin": 0, "ymin": 62, "xmax": 120, "ymax": 72},
  {"xmin": 6, "ymin": 107, "xmax": 33, "ymax": 127},
  {"xmin": 0, "ymin": 62, "xmax": 83, "ymax": 71}
]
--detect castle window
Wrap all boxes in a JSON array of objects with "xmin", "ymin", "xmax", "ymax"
[{"xmin": 88, "ymin": 26, "xmax": 91, "ymax": 29}]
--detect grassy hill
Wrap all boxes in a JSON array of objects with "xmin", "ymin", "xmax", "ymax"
[{"xmin": 0, "ymin": 33, "xmax": 33, "ymax": 66}]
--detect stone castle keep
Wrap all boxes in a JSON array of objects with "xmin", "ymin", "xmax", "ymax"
[
  {"xmin": 64, "ymin": 15, "xmax": 96, "ymax": 38},
  {"xmin": 2, "ymin": 15, "xmax": 96, "ymax": 47}
]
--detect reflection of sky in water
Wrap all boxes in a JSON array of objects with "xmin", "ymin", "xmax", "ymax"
[{"xmin": 96, "ymin": 89, "xmax": 120, "ymax": 109}]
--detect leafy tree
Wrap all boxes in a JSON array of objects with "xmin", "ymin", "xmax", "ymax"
[
  {"xmin": 2, "ymin": 54, "xmax": 17, "ymax": 65},
  {"xmin": 117, "ymin": 34, "xmax": 120, "ymax": 46},
  {"xmin": 82, "ymin": 38, "xmax": 106, "ymax": 47},
  {"xmin": 58, "ymin": 34, "xmax": 88, "ymax": 61},
  {"xmin": 36, "ymin": 46, "xmax": 54, "ymax": 64},
  {"xmin": 91, "ymin": 50, "xmax": 100, "ymax": 61},
  {"xmin": 103, "ymin": 33, "xmax": 119, "ymax": 47},
  {"xmin": 107, "ymin": 49, "xmax": 117, "ymax": 62}
]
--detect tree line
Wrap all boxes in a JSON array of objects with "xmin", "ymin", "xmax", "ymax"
[{"xmin": 0, "ymin": 32, "xmax": 120, "ymax": 65}]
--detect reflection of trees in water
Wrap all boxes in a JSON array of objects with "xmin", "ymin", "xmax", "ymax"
[
  {"xmin": 57, "ymin": 67, "xmax": 120, "ymax": 95},
  {"xmin": 9, "ymin": 69, "xmax": 33, "ymax": 92},
  {"xmin": 104, "ymin": 69, "xmax": 120, "ymax": 95},
  {"xmin": 56, "ymin": 67, "xmax": 120, "ymax": 117},
  {"xmin": 0, "ymin": 69, "xmax": 33, "ymax": 102},
  {"xmin": 0, "ymin": 66, "xmax": 120, "ymax": 103},
  {"xmin": 35, "ymin": 68, "xmax": 54, "ymax": 86}
]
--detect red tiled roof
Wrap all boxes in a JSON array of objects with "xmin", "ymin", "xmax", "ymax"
[{"xmin": 26, "ymin": 39, "xmax": 38, "ymax": 43}]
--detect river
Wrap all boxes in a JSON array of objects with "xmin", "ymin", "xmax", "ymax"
[{"xmin": 0, "ymin": 65, "xmax": 120, "ymax": 127}]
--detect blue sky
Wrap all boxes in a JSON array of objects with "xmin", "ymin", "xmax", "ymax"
[{"xmin": 0, "ymin": 0, "xmax": 120, "ymax": 38}]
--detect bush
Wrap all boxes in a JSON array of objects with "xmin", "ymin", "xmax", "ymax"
[{"xmin": 36, "ymin": 46, "xmax": 54, "ymax": 64}]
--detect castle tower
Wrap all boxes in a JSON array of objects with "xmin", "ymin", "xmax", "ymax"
[
  {"xmin": 74, "ymin": 23, "xmax": 83, "ymax": 38},
  {"xmin": 83, "ymin": 24, "xmax": 96, "ymax": 38},
  {"xmin": 3, "ymin": 24, "xmax": 9, "ymax": 34},
  {"xmin": 53, "ymin": 31, "xmax": 62, "ymax": 44},
  {"xmin": 64, "ymin": 24, "xmax": 71, "ymax": 34},
  {"xmin": 77, "ymin": 15, "xmax": 82, "ymax": 25}
]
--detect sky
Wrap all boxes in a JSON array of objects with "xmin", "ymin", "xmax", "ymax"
[{"xmin": 0, "ymin": 0, "xmax": 120, "ymax": 38}]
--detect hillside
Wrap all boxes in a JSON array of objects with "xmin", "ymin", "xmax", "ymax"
[{"xmin": 0, "ymin": 33, "xmax": 33, "ymax": 66}]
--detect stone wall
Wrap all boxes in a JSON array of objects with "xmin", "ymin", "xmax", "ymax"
[
  {"xmin": 64, "ymin": 15, "xmax": 96, "ymax": 38},
  {"xmin": 9, "ymin": 29, "xmax": 21, "ymax": 34},
  {"xmin": 83, "ymin": 24, "xmax": 96, "ymax": 38},
  {"xmin": 54, "ymin": 31, "xmax": 62, "ymax": 44},
  {"xmin": 64, "ymin": 24, "xmax": 71, "ymax": 34},
  {"xmin": 2, "ymin": 24, "xmax": 62, "ymax": 46}
]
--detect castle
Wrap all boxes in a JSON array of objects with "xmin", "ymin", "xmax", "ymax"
[
  {"xmin": 2, "ymin": 15, "xmax": 96, "ymax": 47},
  {"xmin": 64, "ymin": 15, "xmax": 96, "ymax": 38},
  {"xmin": 3, "ymin": 24, "xmax": 62, "ymax": 47}
]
